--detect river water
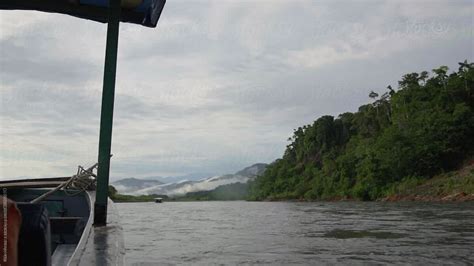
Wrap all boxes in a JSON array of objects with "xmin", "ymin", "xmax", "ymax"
[{"xmin": 117, "ymin": 201, "xmax": 474, "ymax": 265}]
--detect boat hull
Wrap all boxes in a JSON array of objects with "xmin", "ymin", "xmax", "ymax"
[{"xmin": 1, "ymin": 179, "xmax": 125, "ymax": 265}]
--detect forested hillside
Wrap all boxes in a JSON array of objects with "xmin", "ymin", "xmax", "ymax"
[
  {"xmin": 172, "ymin": 183, "xmax": 249, "ymax": 201},
  {"xmin": 249, "ymin": 61, "xmax": 474, "ymax": 201}
]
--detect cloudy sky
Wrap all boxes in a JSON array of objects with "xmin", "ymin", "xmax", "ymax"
[{"xmin": 0, "ymin": 0, "xmax": 472, "ymax": 180}]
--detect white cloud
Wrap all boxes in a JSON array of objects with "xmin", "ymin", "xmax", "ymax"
[
  {"xmin": 286, "ymin": 43, "xmax": 366, "ymax": 69},
  {"xmin": 0, "ymin": 0, "xmax": 472, "ymax": 180}
]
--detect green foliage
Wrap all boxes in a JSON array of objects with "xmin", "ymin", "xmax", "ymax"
[
  {"xmin": 108, "ymin": 185, "xmax": 118, "ymax": 197},
  {"xmin": 109, "ymin": 185, "xmax": 168, "ymax": 202},
  {"xmin": 249, "ymin": 62, "xmax": 474, "ymax": 201},
  {"xmin": 386, "ymin": 165, "xmax": 474, "ymax": 197},
  {"xmin": 173, "ymin": 183, "xmax": 250, "ymax": 201}
]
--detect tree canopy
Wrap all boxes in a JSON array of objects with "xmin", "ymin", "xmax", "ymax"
[{"xmin": 249, "ymin": 62, "xmax": 474, "ymax": 201}]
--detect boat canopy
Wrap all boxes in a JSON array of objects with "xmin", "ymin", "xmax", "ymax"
[
  {"xmin": 0, "ymin": 0, "xmax": 166, "ymax": 27},
  {"xmin": 1, "ymin": 0, "xmax": 166, "ymax": 225}
]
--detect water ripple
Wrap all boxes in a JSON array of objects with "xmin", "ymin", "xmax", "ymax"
[{"xmin": 117, "ymin": 201, "xmax": 474, "ymax": 265}]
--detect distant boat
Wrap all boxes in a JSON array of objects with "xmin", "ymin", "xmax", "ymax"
[{"xmin": 154, "ymin": 198, "xmax": 163, "ymax": 203}]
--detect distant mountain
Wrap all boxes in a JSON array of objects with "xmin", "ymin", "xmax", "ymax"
[
  {"xmin": 176, "ymin": 182, "xmax": 250, "ymax": 201},
  {"xmin": 139, "ymin": 173, "xmax": 214, "ymax": 184},
  {"xmin": 235, "ymin": 163, "xmax": 267, "ymax": 177},
  {"xmin": 113, "ymin": 163, "xmax": 267, "ymax": 196},
  {"xmin": 111, "ymin": 178, "xmax": 163, "ymax": 194}
]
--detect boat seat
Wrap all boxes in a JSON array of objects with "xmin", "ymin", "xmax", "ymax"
[
  {"xmin": 50, "ymin": 217, "xmax": 82, "ymax": 234},
  {"xmin": 16, "ymin": 203, "xmax": 52, "ymax": 266},
  {"xmin": 50, "ymin": 216, "xmax": 86, "ymax": 248}
]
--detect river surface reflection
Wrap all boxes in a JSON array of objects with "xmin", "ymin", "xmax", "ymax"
[{"xmin": 117, "ymin": 201, "xmax": 474, "ymax": 265}]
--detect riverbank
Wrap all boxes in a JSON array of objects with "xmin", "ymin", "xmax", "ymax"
[
  {"xmin": 110, "ymin": 194, "xmax": 157, "ymax": 202},
  {"xmin": 257, "ymin": 161, "xmax": 474, "ymax": 203},
  {"xmin": 108, "ymin": 186, "xmax": 168, "ymax": 202},
  {"xmin": 379, "ymin": 161, "xmax": 474, "ymax": 202},
  {"xmin": 110, "ymin": 162, "xmax": 473, "ymax": 203}
]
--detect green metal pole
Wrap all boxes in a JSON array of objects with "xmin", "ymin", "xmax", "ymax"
[{"xmin": 94, "ymin": 0, "xmax": 121, "ymax": 226}]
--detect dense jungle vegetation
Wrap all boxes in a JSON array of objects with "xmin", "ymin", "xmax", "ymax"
[
  {"xmin": 171, "ymin": 183, "xmax": 250, "ymax": 201},
  {"xmin": 249, "ymin": 61, "xmax": 474, "ymax": 201},
  {"xmin": 109, "ymin": 185, "xmax": 168, "ymax": 202}
]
